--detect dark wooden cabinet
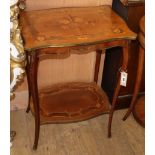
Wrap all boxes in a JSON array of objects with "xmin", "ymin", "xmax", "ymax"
[{"xmin": 101, "ymin": 0, "xmax": 145, "ymax": 109}]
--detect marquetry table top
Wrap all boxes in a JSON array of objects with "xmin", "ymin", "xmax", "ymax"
[{"xmin": 20, "ymin": 6, "xmax": 136, "ymax": 51}]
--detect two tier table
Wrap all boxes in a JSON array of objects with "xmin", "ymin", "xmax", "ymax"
[{"xmin": 19, "ymin": 6, "xmax": 136, "ymax": 149}]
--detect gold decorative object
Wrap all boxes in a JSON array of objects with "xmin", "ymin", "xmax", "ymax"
[
  {"xmin": 10, "ymin": 0, "xmax": 26, "ymax": 147},
  {"xmin": 10, "ymin": 0, "xmax": 26, "ymax": 99}
]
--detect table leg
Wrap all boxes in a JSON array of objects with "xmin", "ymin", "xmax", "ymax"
[
  {"xmin": 123, "ymin": 45, "xmax": 144, "ymax": 121},
  {"xmin": 29, "ymin": 51, "xmax": 40, "ymax": 150},
  {"xmin": 94, "ymin": 49, "xmax": 102, "ymax": 83},
  {"xmin": 26, "ymin": 54, "xmax": 31, "ymax": 113},
  {"xmin": 108, "ymin": 43, "xmax": 129, "ymax": 137}
]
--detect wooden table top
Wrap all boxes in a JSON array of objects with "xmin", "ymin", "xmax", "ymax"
[{"xmin": 20, "ymin": 6, "xmax": 136, "ymax": 51}]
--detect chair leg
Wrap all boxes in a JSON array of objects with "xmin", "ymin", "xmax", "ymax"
[{"xmin": 123, "ymin": 46, "xmax": 144, "ymax": 121}]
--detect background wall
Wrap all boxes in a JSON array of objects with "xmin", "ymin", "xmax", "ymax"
[
  {"xmin": 11, "ymin": 0, "xmax": 112, "ymax": 110},
  {"xmin": 25, "ymin": 0, "xmax": 112, "ymax": 11}
]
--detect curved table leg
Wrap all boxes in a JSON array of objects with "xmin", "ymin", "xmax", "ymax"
[
  {"xmin": 29, "ymin": 51, "xmax": 40, "ymax": 150},
  {"xmin": 123, "ymin": 45, "xmax": 144, "ymax": 121},
  {"xmin": 94, "ymin": 49, "xmax": 102, "ymax": 83},
  {"xmin": 26, "ymin": 54, "xmax": 31, "ymax": 113},
  {"xmin": 108, "ymin": 42, "xmax": 129, "ymax": 137}
]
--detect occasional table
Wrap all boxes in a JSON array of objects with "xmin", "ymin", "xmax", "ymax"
[{"xmin": 19, "ymin": 6, "xmax": 136, "ymax": 149}]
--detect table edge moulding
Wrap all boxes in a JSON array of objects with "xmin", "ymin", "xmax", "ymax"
[{"xmin": 19, "ymin": 5, "xmax": 136, "ymax": 150}]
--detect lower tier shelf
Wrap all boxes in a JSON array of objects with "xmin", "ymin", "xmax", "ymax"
[{"xmin": 30, "ymin": 82, "xmax": 110, "ymax": 124}]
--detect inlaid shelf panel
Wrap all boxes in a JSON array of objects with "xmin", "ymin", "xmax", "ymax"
[{"xmin": 30, "ymin": 82, "xmax": 110, "ymax": 124}]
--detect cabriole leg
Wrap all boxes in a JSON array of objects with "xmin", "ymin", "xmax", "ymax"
[
  {"xmin": 26, "ymin": 54, "xmax": 31, "ymax": 113},
  {"xmin": 108, "ymin": 41, "xmax": 129, "ymax": 137},
  {"xmin": 29, "ymin": 51, "xmax": 40, "ymax": 150}
]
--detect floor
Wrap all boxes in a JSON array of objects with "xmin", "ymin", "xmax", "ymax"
[{"xmin": 10, "ymin": 109, "xmax": 144, "ymax": 155}]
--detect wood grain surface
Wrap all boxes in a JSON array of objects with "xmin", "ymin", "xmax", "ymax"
[
  {"xmin": 29, "ymin": 82, "xmax": 110, "ymax": 123},
  {"xmin": 20, "ymin": 6, "xmax": 136, "ymax": 51}
]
